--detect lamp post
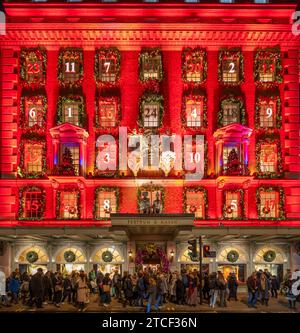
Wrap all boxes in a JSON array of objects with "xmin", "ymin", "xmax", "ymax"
[{"xmin": 199, "ymin": 235, "xmax": 203, "ymax": 305}]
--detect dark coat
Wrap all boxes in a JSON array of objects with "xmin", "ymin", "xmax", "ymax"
[
  {"xmin": 42, "ymin": 275, "xmax": 52, "ymax": 290},
  {"xmin": 30, "ymin": 272, "xmax": 44, "ymax": 298},
  {"xmin": 123, "ymin": 277, "xmax": 133, "ymax": 298}
]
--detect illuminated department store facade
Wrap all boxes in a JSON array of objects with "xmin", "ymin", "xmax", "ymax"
[{"xmin": 0, "ymin": 0, "xmax": 300, "ymax": 282}]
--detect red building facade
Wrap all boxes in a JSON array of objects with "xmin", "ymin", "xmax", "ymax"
[{"xmin": 0, "ymin": 1, "xmax": 299, "ymax": 281}]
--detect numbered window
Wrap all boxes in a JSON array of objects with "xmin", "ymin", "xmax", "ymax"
[
  {"xmin": 63, "ymin": 101, "xmax": 80, "ymax": 126},
  {"xmin": 256, "ymin": 97, "xmax": 280, "ymax": 129},
  {"xmin": 222, "ymin": 101, "xmax": 240, "ymax": 126},
  {"xmin": 95, "ymin": 48, "xmax": 120, "ymax": 85},
  {"xmin": 95, "ymin": 190, "xmax": 117, "ymax": 219},
  {"xmin": 185, "ymin": 189, "xmax": 205, "ymax": 219},
  {"xmin": 219, "ymin": 49, "xmax": 243, "ymax": 85},
  {"xmin": 20, "ymin": 48, "xmax": 46, "ymax": 86},
  {"xmin": 97, "ymin": 97, "xmax": 119, "ymax": 127},
  {"xmin": 58, "ymin": 48, "xmax": 83, "ymax": 86},
  {"xmin": 259, "ymin": 144, "xmax": 277, "ymax": 173},
  {"xmin": 100, "ymin": 58, "xmax": 117, "ymax": 82},
  {"xmin": 57, "ymin": 96, "xmax": 85, "ymax": 127},
  {"xmin": 222, "ymin": 60, "xmax": 239, "ymax": 83},
  {"xmin": 95, "ymin": 137, "xmax": 118, "ymax": 174},
  {"xmin": 182, "ymin": 48, "xmax": 207, "ymax": 83},
  {"xmin": 224, "ymin": 191, "xmax": 242, "ymax": 219},
  {"xmin": 59, "ymin": 191, "xmax": 79, "ymax": 219},
  {"xmin": 259, "ymin": 190, "xmax": 279, "ymax": 219},
  {"xmin": 143, "ymin": 103, "xmax": 159, "ymax": 128},
  {"xmin": 60, "ymin": 144, "xmax": 80, "ymax": 175},
  {"xmin": 258, "ymin": 59, "xmax": 275, "ymax": 83},
  {"xmin": 21, "ymin": 96, "xmax": 46, "ymax": 129},
  {"xmin": 139, "ymin": 49, "xmax": 163, "ymax": 81},
  {"xmin": 186, "ymin": 99, "xmax": 203, "ymax": 127},
  {"xmin": 22, "ymin": 189, "xmax": 44, "ymax": 219},
  {"xmin": 24, "ymin": 143, "xmax": 43, "ymax": 173}
]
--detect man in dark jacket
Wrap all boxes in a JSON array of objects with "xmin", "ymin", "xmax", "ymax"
[
  {"xmin": 271, "ymin": 275, "xmax": 280, "ymax": 298},
  {"xmin": 42, "ymin": 271, "xmax": 53, "ymax": 304},
  {"xmin": 30, "ymin": 268, "xmax": 44, "ymax": 308},
  {"xmin": 247, "ymin": 272, "xmax": 258, "ymax": 308}
]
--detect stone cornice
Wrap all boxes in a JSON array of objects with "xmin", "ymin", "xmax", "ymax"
[{"xmin": 0, "ymin": 25, "xmax": 299, "ymax": 49}]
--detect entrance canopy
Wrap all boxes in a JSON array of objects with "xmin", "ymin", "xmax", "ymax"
[{"xmin": 110, "ymin": 213, "xmax": 195, "ymax": 241}]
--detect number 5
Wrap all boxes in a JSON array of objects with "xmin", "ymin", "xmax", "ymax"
[{"xmin": 231, "ymin": 200, "xmax": 237, "ymax": 211}]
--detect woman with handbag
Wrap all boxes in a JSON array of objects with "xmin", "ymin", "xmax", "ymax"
[
  {"xmin": 76, "ymin": 270, "xmax": 88, "ymax": 311},
  {"xmin": 102, "ymin": 273, "xmax": 112, "ymax": 307}
]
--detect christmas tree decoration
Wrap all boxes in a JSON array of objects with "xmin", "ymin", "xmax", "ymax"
[{"xmin": 58, "ymin": 147, "xmax": 76, "ymax": 176}]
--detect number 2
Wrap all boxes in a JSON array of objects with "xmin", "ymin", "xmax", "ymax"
[{"xmin": 229, "ymin": 62, "xmax": 235, "ymax": 73}]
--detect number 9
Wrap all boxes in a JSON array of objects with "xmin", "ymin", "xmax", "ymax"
[{"xmin": 266, "ymin": 108, "xmax": 272, "ymax": 118}]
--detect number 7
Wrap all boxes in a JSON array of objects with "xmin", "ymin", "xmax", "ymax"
[{"xmin": 104, "ymin": 62, "xmax": 110, "ymax": 73}]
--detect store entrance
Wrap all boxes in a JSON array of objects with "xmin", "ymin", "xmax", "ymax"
[
  {"xmin": 218, "ymin": 264, "xmax": 246, "ymax": 282},
  {"xmin": 254, "ymin": 264, "xmax": 283, "ymax": 282}
]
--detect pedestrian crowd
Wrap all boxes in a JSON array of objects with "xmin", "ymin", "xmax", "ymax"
[{"xmin": 0, "ymin": 267, "xmax": 299, "ymax": 312}]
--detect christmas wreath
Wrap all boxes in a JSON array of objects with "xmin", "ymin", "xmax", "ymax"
[
  {"xmin": 26, "ymin": 251, "xmax": 39, "ymax": 263},
  {"xmin": 227, "ymin": 250, "xmax": 239, "ymax": 263},
  {"xmin": 263, "ymin": 250, "xmax": 276, "ymax": 263},
  {"xmin": 64, "ymin": 250, "xmax": 76, "ymax": 263},
  {"xmin": 102, "ymin": 251, "xmax": 113, "ymax": 263}
]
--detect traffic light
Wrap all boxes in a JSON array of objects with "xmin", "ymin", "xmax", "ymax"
[
  {"xmin": 188, "ymin": 239, "xmax": 197, "ymax": 258},
  {"xmin": 203, "ymin": 245, "xmax": 210, "ymax": 258}
]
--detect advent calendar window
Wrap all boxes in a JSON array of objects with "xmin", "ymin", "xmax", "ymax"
[
  {"xmin": 185, "ymin": 98, "xmax": 203, "ymax": 127},
  {"xmin": 57, "ymin": 95, "xmax": 85, "ymax": 127},
  {"xmin": 60, "ymin": 144, "xmax": 80, "ymax": 175},
  {"xmin": 95, "ymin": 189, "xmax": 117, "ymax": 219},
  {"xmin": 256, "ymin": 96, "xmax": 280, "ymax": 129},
  {"xmin": 143, "ymin": 103, "xmax": 159, "ymax": 128},
  {"xmin": 24, "ymin": 190, "xmax": 44, "ymax": 219},
  {"xmin": 259, "ymin": 144, "xmax": 277, "ymax": 173},
  {"xmin": 24, "ymin": 143, "xmax": 43, "ymax": 173},
  {"xmin": 218, "ymin": 48, "xmax": 244, "ymax": 85},
  {"xmin": 95, "ymin": 48, "xmax": 120, "ymax": 85},
  {"xmin": 58, "ymin": 48, "xmax": 83, "ymax": 86},
  {"xmin": 184, "ymin": 188, "xmax": 205, "ymax": 219},
  {"xmin": 224, "ymin": 190, "xmax": 242, "ymax": 219},
  {"xmin": 58, "ymin": 190, "xmax": 79, "ymax": 219},
  {"xmin": 63, "ymin": 101, "xmax": 79, "ymax": 126},
  {"xmin": 96, "ymin": 97, "xmax": 119, "ymax": 128},
  {"xmin": 139, "ymin": 48, "xmax": 163, "ymax": 82},
  {"xmin": 222, "ymin": 101, "xmax": 240, "ymax": 126},
  {"xmin": 21, "ymin": 95, "xmax": 46, "ymax": 129},
  {"xmin": 182, "ymin": 48, "xmax": 207, "ymax": 83},
  {"xmin": 259, "ymin": 190, "xmax": 279, "ymax": 219},
  {"xmin": 223, "ymin": 146, "xmax": 240, "ymax": 170}
]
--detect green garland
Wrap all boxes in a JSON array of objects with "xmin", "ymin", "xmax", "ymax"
[
  {"xmin": 256, "ymin": 186, "xmax": 285, "ymax": 220},
  {"xmin": 139, "ymin": 48, "xmax": 163, "ymax": 83},
  {"xmin": 95, "ymin": 95, "xmax": 121, "ymax": 128},
  {"xmin": 255, "ymin": 95, "xmax": 281, "ymax": 130},
  {"xmin": 183, "ymin": 186, "xmax": 208, "ymax": 220},
  {"xmin": 181, "ymin": 91, "xmax": 207, "ymax": 129},
  {"xmin": 227, "ymin": 250, "xmax": 239, "ymax": 263},
  {"xmin": 94, "ymin": 47, "xmax": 121, "ymax": 87},
  {"xmin": 93, "ymin": 187, "xmax": 120, "ymax": 220},
  {"xmin": 56, "ymin": 188, "xmax": 81, "ymax": 220},
  {"xmin": 64, "ymin": 250, "xmax": 76, "ymax": 263},
  {"xmin": 263, "ymin": 250, "xmax": 276, "ymax": 263},
  {"xmin": 20, "ymin": 94, "xmax": 47, "ymax": 134},
  {"xmin": 137, "ymin": 185, "xmax": 165, "ymax": 213},
  {"xmin": 182, "ymin": 47, "xmax": 207, "ymax": 84},
  {"xmin": 18, "ymin": 134, "xmax": 47, "ymax": 179},
  {"xmin": 57, "ymin": 48, "xmax": 84, "ymax": 88},
  {"xmin": 218, "ymin": 47, "xmax": 244, "ymax": 85},
  {"xmin": 255, "ymin": 134, "xmax": 283, "ymax": 179},
  {"xmin": 20, "ymin": 47, "xmax": 47, "ymax": 88},
  {"xmin": 222, "ymin": 189, "xmax": 245, "ymax": 220},
  {"xmin": 26, "ymin": 251, "xmax": 39, "ymax": 263},
  {"xmin": 56, "ymin": 95, "xmax": 86, "ymax": 128},
  {"xmin": 138, "ymin": 92, "xmax": 164, "ymax": 128},
  {"xmin": 18, "ymin": 185, "xmax": 46, "ymax": 220},
  {"xmin": 218, "ymin": 95, "xmax": 246, "ymax": 128},
  {"xmin": 102, "ymin": 251, "xmax": 113, "ymax": 263},
  {"xmin": 254, "ymin": 46, "xmax": 283, "ymax": 86}
]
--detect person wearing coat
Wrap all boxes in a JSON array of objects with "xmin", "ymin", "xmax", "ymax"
[
  {"xmin": 8, "ymin": 272, "xmax": 21, "ymax": 304},
  {"xmin": 146, "ymin": 277, "xmax": 157, "ymax": 313},
  {"xmin": 29, "ymin": 268, "xmax": 44, "ymax": 308},
  {"xmin": 247, "ymin": 272, "xmax": 258, "ymax": 308},
  {"xmin": 227, "ymin": 272, "xmax": 238, "ymax": 301},
  {"xmin": 0, "ymin": 270, "xmax": 10, "ymax": 307},
  {"xmin": 271, "ymin": 275, "xmax": 280, "ymax": 298},
  {"xmin": 53, "ymin": 272, "xmax": 63, "ymax": 308},
  {"xmin": 122, "ymin": 272, "xmax": 133, "ymax": 308},
  {"xmin": 62, "ymin": 275, "xmax": 72, "ymax": 304},
  {"xmin": 259, "ymin": 272, "xmax": 270, "ymax": 306},
  {"xmin": 76, "ymin": 270, "xmax": 88, "ymax": 311},
  {"xmin": 217, "ymin": 271, "xmax": 227, "ymax": 307},
  {"xmin": 102, "ymin": 273, "xmax": 112, "ymax": 306},
  {"xmin": 208, "ymin": 272, "xmax": 219, "ymax": 308},
  {"xmin": 187, "ymin": 273, "xmax": 198, "ymax": 306},
  {"xmin": 42, "ymin": 271, "xmax": 53, "ymax": 304},
  {"xmin": 175, "ymin": 275, "xmax": 185, "ymax": 305}
]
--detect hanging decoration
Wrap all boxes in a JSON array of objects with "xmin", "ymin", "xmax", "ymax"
[
  {"xmin": 20, "ymin": 94, "xmax": 47, "ymax": 134},
  {"xmin": 18, "ymin": 185, "xmax": 46, "ymax": 221},
  {"xmin": 64, "ymin": 250, "xmax": 76, "ymax": 263},
  {"xmin": 20, "ymin": 47, "xmax": 47, "ymax": 88},
  {"xmin": 183, "ymin": 186, "xmax": 208, "ymax": 220},
  {"xmin": 218, "ymin": 95, "xmax": 246, "ymax": 128},
  {"xmin": 139, "ymin": 48, "xmax": 163, "ymax": 91},
  {"xmin": 135, "ymin": 244, "xmax": 170, "ymax": 273},
  {"xmin": 181, "ymin": 91, "xmax": 207, "ymax": 129},
  {"xmin": 255, "ymin": 134, "xmax": 283, "ymax": 179},
  {"xmin": 56, "ymin": 188, "xmax": 80, "ymax": 220},
  {"xmin": 263, "ymin": 250, "xmax": 276, "ymax": 263},
  {"xmin": 56, "ymin": 95, "xmax": 86, "ymax": 128},
  {"xmin": 227, "ymin": 250, "xmax": 239, "ymax": 263},
  {"xmin": 94, "ymin": 47, "xmax": 121, "ymax": 87},
  {"xmin": 222, "ymin": 189, "xmax": 245, "ymax": 220},
  {"xmin": 182, "ymin": 47, "xmax": 207, "ymax": 85},
  {"xmin": 93, "ymin": 187, "xmax": 120, "ymax": 220},
  {"xmin": 218, "ymin": 48, "xmax": 244, "ymax": 85},
  {"xmin": 255, "ymin": 95, "xmax": 281, "ymax": 130},
  {"xmin": 254, "ymin": 46, "xmax": 283, "ymax": 86},
  {"xmin": 26, "ymin": 251, "xmax": 39, "ymax": 263},
  {"xmin": 57, "ymin": 48, "xmax": 84, "ymax": 88},
  {"xmin": 54, "ymin": 146, "xmax": 76, "ymax": 176},
  {"xmin": 102, "ymin": 251, "xmax": 113, "ymax": 263},
  {"xmin": 256, "ymin": 186, "xmax": 285, "ymax": 220},
  {"xmin": 138, "ymin": 92, "xmax": 164, "ymax": 128},
  {"xmin": 18, "ymin": 134, "xmax": 47, "ymax": 179}
]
